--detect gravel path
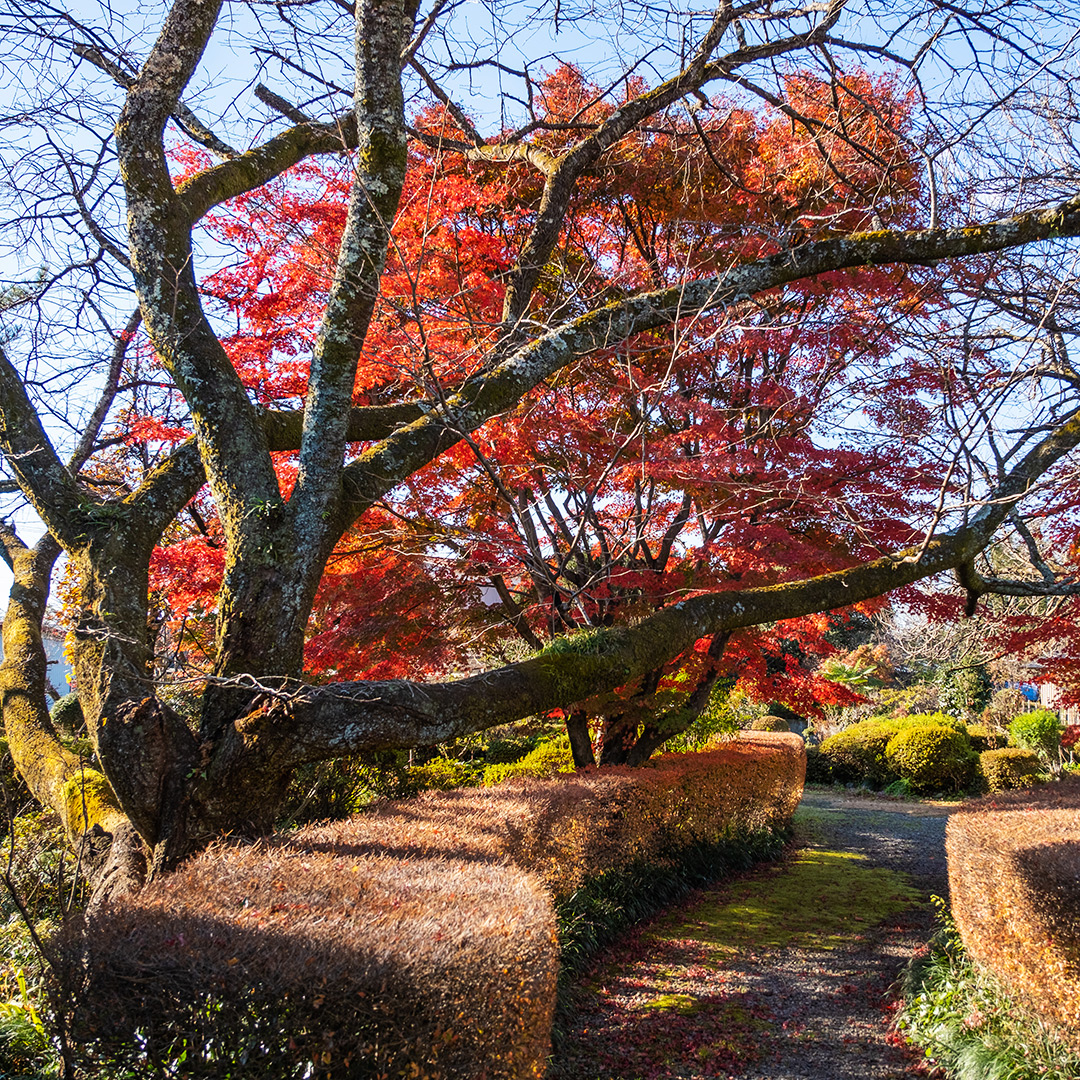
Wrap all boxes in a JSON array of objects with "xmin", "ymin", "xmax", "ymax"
[{"xmin": 550, "ymin": 788, "xmax": 958, "ymax": 1080}]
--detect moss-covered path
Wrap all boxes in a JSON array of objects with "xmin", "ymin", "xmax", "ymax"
[{"xmin": 550, "ymin": 788, "xmax": 957, "ymax": 1080}]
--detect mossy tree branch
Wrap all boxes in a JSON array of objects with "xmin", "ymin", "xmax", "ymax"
[
  {"xmin": 0, "ymin": 526, "xmax": 128, "ymax": 851},
  {"xmin": 278, "ymin": 0, "xmax": 417, "ymax": 635},
  {"xmin": 215, "ymin": 407, "xmax": 1080, "ymax": 769},
  {"xmin": 0, "ymin": 347, "xmax": 103, "ymax": 551}
]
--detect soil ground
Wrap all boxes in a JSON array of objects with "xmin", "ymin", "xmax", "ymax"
[{"xmin": 549, "ymin": 786, "xmax": 958, "ymax": 1080}]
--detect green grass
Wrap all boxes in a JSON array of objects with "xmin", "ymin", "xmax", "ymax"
[
  {"xmin": 898, "ymin": 902, "xmax": 1080, "ymax": 1080},
  {"xmin": 652, "ymin": 847, "xmax": 921, "ymax": 954},
  {"xmin": 555, "ymin": 828, "xmax": 787, "ymax": 978}
]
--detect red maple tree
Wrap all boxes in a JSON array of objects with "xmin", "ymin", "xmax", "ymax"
[{"xmin": 124, "ymin": 66, "xmax": 978, "ymax": 761}]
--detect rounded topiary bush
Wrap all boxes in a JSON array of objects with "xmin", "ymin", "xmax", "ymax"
[
  {"xmin": 896, "ymin": 711, "xmax": 966, "ymax": 735},
  {"xmin": 49, "ymin": 693, "xmax": 84, "ymax": 734},
  {"xmin": 979, "ymin": 747, "xmax": 1043, "ymax": 792},
  {"xmin": 750, "ymin": 715, "xmax": 791, "ymax": 733},
  {"xmin": 820, "ymin": 720, "xmax": 902, "ymax": 787},
  {"xmin": 884, "ymin": 724, "xmax": 975, "ymax": 792}
]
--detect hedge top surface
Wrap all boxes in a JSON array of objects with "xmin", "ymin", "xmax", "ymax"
[{"xmin": 295, "ymin": 733, "xmax": 806, "ymax": 897}]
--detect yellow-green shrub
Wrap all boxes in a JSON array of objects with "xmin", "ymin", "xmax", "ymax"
[
  {"xmin": 896, "ymin": 711, "xmax": 966, "ymax": 734},
  {"xmin": 820, "ymin": 719, "xmax": 902, "ymax": 785},
  {"xmin": 822, "ymin": 714, "xmax": 971, "ymax": 789},
  {"xmin": 862, "ymin": 710, "xmax": 964, "ymax": 732},
  {"xmin": 407, "ymin": 756, "xmax": 482, "ymax": 791},
  {"xmin": 979, "ymin": 748, "xmax": 1042, "ymax": 792},
  {"xmin": 946, "ymin": 778, "xmax": 1080, "ymax": 1049},
  {"xmin": 1009, "ymin": 709, "xmax": 1064, "ymax": 767},
  {"xmin": 482, "ymin": 735, "xmax": 574, "ymax": 785},
  {"xmin": 750, "ymin": 715, "xmax": 790, "ymax": 732},
  {"xmin": 885, "ymin": 724, "xmax": 975, "ymax": 792},
  {"xmin": 966, "ymin": 724, "xmax": 1008, "ymax": 753}
]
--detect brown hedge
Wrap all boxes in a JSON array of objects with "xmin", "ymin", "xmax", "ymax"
[
  {"xmin": 296, "ymin": 732, "xmax": 805, "ymax": 901},
  {"xmin": 61, "ymin": 847, "xmax": 557, "ymax": 1079},
  {"xmin": 58, "ymin": 733, "xmax": 804, "ymax": 1078},
  {"xmin": 946, "ymin": 778, "xmax": 1080, "ymax": 1046}
]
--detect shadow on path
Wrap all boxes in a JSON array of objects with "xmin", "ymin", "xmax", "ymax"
[{"xmin": 550, "ymin": 788, "xmax": 959, "ymax": 1080}]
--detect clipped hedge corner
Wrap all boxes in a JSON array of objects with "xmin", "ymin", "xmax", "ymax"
[
  {"xmin": 60, "ymin": 849, "xmax": 556, "ymax": 1079},
  {"xmin": 946, "ymin": 778, "xmax": 1080, "ymax": 1048},
  {"xmin": 59, "ymin": 733, "xmax": 804, "ymax": 1078}
]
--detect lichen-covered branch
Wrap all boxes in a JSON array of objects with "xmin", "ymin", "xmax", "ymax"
[
  {"xmin": 0, "ymin": 527, "xmax": 127, "ymax": 850},
  {"xmin": 117, "ymin": 0, "xmax": 282, "ymax": 562},
  {"xmin": 0, "ymin": 347, "xmax": 100, "ymax": 551},
  {"xmin": 333, "ymin": 192, "xmax": 1080, "ymax": 538},
  {"xmin": 220, "ymin": 408, "xmax": 1080, "ymax": 768},
  {"xmin": 287, "ymin": 0, "xmax": 416, "ymax": 599}
]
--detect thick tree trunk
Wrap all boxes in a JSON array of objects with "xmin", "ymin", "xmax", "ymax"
[
  {"xmin": 565, "ymin": 709, "xmax": 596, "ymax": 768},
  {"xmin": 69, "ymin": 543, "xmax": 201, "ymax": 855},
  {"xmin": 597, "ymin": 713, "xmax": 638, "ymax": 766},
  {"xmin": 84, "ymin": 822, "xmax": 148, "ymax": 914}
]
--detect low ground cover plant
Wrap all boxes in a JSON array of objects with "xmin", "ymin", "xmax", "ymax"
[{"xmin": 898, "ymin": 900, "xmax": 1080, "ymax": 1080}]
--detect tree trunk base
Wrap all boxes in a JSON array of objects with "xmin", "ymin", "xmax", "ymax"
[{"xmin": 85, "ymin": 822, "xmax": 147, "ymax": 914}]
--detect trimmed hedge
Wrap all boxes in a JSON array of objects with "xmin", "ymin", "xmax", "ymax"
[
  {"xmin": 946, "ymin": 778, "xmax": 1080, "ymax": 1049},
  {"xmin": 979, "ymin": 747, "xmax": 1042, "ymax": 792},
  {"xmin": 820, "ymin": 719, "xmax": 902, "ymax": 786},
  {"xmin": 821, "ymin": 713, "xmax": 972, "ymax": 790},
  {"xmin": 59, "ymin": 733, "xmax": 805, "ymax": 1078},
  {"xmin": 63, "ymin": 850, "xmax": 556, "ymax": 1079},
  {"xmin": 966, "ymin": 724, "xmax": 1008, "ymax": 753},
  {"xmin": 750, "ymin": 714, "xmax": 790, "ymax": 732}
]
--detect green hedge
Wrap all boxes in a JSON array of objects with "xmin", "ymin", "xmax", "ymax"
[
  {"xmin": 885, "ymin": 726, "xmax": 975, "ymax": 793},
  {"xmin": 820, "ymin": 713, "xmax": 973, "ymax": 791},
  {"xmin": 979, "ymin": 748, "xmax": 1042, "ymax": 792}
]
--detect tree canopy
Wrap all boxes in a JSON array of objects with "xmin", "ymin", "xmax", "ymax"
[{"xmin": 1, "ymin": 0, "xmax": 1080, "ymax": 895}]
